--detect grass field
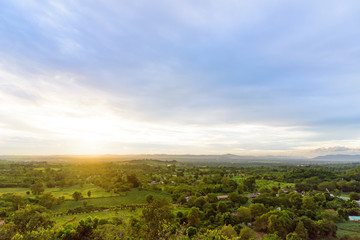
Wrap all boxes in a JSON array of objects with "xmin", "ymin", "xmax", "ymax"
[
  {"xmin": 52, "ymin": 188, "xmax": 170, "ymax": 212},
  {"xmin": 0, "ymin": 185, "xmax": 170, "ymax": 214},
  {"xmin": 33, "ymin": 167, "xmax": 60, "ymax": 171},
  {"xmin": 0, "ymin": 187, "xmax": 29, "ymax": 196},
  {"xmin": 255, "ymin": 179, "xmax": 294, "ymax": 189},
  {"xmin": 337, "ymin": 221, "xmax": 360, "ymax": 238},
  {"xmin": 54, "ymin": 208, "xmax": 142, "ymax": 226},
  {"xmin": 0, "ymin": 184, "xmax": 117, "ymax": 199}
]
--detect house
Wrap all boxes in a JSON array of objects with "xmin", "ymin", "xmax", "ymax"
[
  {"xmin": 246, "ymin": 193, "xmax": 260, "ymax": 198},
  {"xmin": 217, "ymin": 195, "xmax": 228, "ymax": 200},
  {"xmin": 339, "ymin": 196, "xmax": 350, "ymax": 200}
]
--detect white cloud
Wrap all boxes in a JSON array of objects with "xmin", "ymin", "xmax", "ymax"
[
  {"xmin": 2, "ymin": 1, "xmax": 360, "ymax": 156},
  {"xmin": 0, "ymin": 64, "xmax": 321, "ymax": 155}
]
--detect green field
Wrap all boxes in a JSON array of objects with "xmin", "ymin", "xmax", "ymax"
[
  {"xmin": 0, "ymin": 185, "xmax": 170, "ymax": 214},
  {"xmin": 337, "ymin": 221, "xmax": 360, "ymax": 238},
  {"xmin": 34, "ymin": 167, "xmax": 60, "ymax": 171},
  {"xmin": 255, "ymin": 179, "xmax": 294, "ymax": 189},
  {"xmin": 54, "ymin": 208, "xmax": 142, "ymax": 226},
  {"xmin": 0, "ymin": 187, "xmax": 29, "ymax": 196},
  {"xmin": 52, "ymin": 188, "xmax": 170, "ymax": 212},
  {"xmin": 0, "ymin": 184, "xmax": 116, "ymax": 199}
]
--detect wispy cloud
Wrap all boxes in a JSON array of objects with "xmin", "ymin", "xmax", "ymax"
[{"xmin": 1, "ymin": 1, "xmax": 360, "ymax": 155}]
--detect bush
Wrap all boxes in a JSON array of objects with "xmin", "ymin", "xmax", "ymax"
[{"xmin": 186, "ymin": 226, "xmax": 197, "ymax": 238}]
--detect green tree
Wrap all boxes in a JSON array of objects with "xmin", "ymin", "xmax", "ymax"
[
  {"xmin": 286, "ymin": 232, "xmax": 302, "ymax": 240},
  {"xmin": 205, "ymin": 193, "xmax": 218, "ymax": 203},
  {"xmin": 267, "ymin": 211, "xmax": 293, "ymax": 239},
  {"xmin": 237, "ymin": 206, "xmax": 251, "ymax": 223},
  {"xmin": 289, "ymin": 192, "xmax": 303, "ymax": 210},
  {"xmin": 72, "ymin": 191, "xmax": 83, "ymax": 201},
  {"xmin": 10, "ymin": 229, "xmax": 56, "ymax": 240},
  {"xmin": 318, "ymin": 181, "xmax": 336, "ymax": 192},
  {"xmin": 186, "ymin": 226, "xmax": 197, "ymax": 238},
  {"xmin": 263, "ymin": 233, "xmax": 282, "ymax": 240},
  {"xmin": 31, "ymin": 182, "xmax": 45, "ymax": 195},
  {"xmin": 237, "ymin": 184, "xmax": 245, "ymax": 194},
  {"xmin": 57, "ymin": 217, "xmax": 99, "ymax": 240},
  {"xmin": 87, "ymin": 190, "xmax": 91, "ymax": 198},
  {"xmin": 228, "ymin": 192, "xmax": 241, "ymax": 203},
  {"xmin": 9, "ymin": 205, "xmax": 54, "ymax": 234},
  {"xmin": 142, "ymin": 198, "xmax": 174, "ymax": 239},
  {"xmin": 243, "ymin": 177, "xmax": 256, "ymax": 192},
  {"xmin": 349, "ymin": 192, "xmax": 360, "ymax": 201},
  {"xmin": 222, "ymin": 212, "xmax": 234, "ymax": 225},
  {"xmin": 38, "ymin": 193, "xmax": 57, "ymax": 209},
  {"xmin": 317, "ymin": 219, "xmax": 337, "ymax": 237},
  {"xmin": 127, "ymin": 174, "xmax": 141, "ymax": 188},
  {"xmin": 221, "ymin": 225, "xmax": 237, "ymax": 239},
  {"xmin": 145, "ymin": 194, "xmax": 154, "ymax": 203},
  {"xmin": 239, "ymin": 227, "xmax": 256, "ymax": 240},
  {"xmin": 194, "ymin": 197, "xmax": 206, "ymax": 210},
  {"xmin": 249, "ymin": 203, "xmax": 267, "ymax": 220},
  {"xmin": 302, "ymin": 196, "xmax": 316, "ymax": 211},
  {"xmin": 217, "ymin": 201, "xmax": 228, "ymax": 213},
  {"xmin": 93, "ymin": 224, "xmax": 124, "ymax": 240},
  {"xmin": 253, "ymin": 213, "xmax": 269, "ymax": 232},
  {"xmin": 294, "ymin": 221, "xmax": 308, "ymax": 240},
  {"xmin": 188, "ymin": 207, "xmax": 201, "ymax": 227},
  {"xmin": 295, "ymin": 216, "xmax": 318, "ymax": 239}
]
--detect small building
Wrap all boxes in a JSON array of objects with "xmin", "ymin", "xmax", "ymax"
[
  {"xmin": 246, "ymin": 193, "xmax": 260, "ymax": 198},
  {"xmin": 349, "ymin": 216, "xmax": 360, "ymax": 221},
  {"xmin": 217, "ymin": 195, "xmax": 228, "ymax": 200}
]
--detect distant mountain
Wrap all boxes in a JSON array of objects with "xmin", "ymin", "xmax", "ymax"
[
  {"xmin": 0, "ymin": 154, "xmax": 307, "ymax": 165},
  {"xmin": 312, "ymin": 154, "xmax": 360, "ymax": 161}
]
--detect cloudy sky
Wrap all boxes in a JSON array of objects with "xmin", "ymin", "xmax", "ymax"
[{"xmin": 1, "ymin": 1, "xmax": 360, "ymax": 156}]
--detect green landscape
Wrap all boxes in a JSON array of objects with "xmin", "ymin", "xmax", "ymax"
[
  {"xmin": 0, "ymin": 158, "xmax": 360, "ymax": 239},
  {"xmin": 2, "ymin": 0, "xmax": 360, "ymax": 239}
]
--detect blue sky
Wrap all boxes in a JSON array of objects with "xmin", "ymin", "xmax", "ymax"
[{"xmin": 1, "ymin": 0, "xmax": 360, "ymax": 156}]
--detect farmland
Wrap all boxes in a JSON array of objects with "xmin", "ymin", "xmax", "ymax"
[
  {"xmin": 0, "ymin": 159, "xmax": 359, "ymax": 239},
  {"xmin": 336, "ymin": 221, "xmax": 360, "ymax": 238}
]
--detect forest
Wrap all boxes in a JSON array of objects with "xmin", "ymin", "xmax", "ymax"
[{"xmin": 0, "ymin": 159, "xmax": 359, "ymax": 240}]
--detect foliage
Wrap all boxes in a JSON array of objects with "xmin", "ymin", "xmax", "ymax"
[
  {"xmin": 72, "ymin": 191, "xmax": 84, "ymax": 201},
  {"xmin": 0, "ymin": 205, "xmax": 54, "ymax": 238},
  {"xmin": 1, "ymin": 160, "xmax": 360, "ymax": 239},
  {"xmin": 31, "ymin": 182, "xmax": 45, "ymax": 195},
  {"xmin": 141, "ymin": 198, "xmax": 174, "ymax": 239},
  {"xmin": 294, "ymin": 221, "xmax": 308, "ymax": 240},
  {"xmin": 239, "ymin": 226, "xmax": 256, "ymax": 240}
]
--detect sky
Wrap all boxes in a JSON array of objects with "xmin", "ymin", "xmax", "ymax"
[{"xmin": 1, "ymin": 1, "xmax": 360, "ymax": 156}]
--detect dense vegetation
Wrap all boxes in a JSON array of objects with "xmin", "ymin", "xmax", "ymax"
[{"xmin": 0, "ymin": 159, "xmax": 360, "ymax": 239}]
